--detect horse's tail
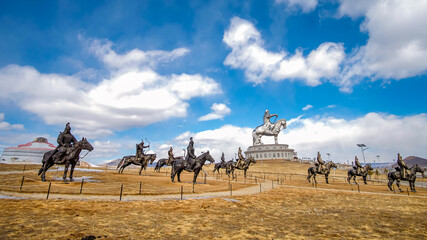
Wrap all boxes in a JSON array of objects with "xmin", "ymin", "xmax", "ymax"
[{"xmin": 117, "ymin": 157, "xmax": 125, "ymax": 169}]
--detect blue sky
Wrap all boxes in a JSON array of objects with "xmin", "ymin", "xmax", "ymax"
[{"xmin": 1, "ymin": 0, "xmax": 427, "ymax": 164}]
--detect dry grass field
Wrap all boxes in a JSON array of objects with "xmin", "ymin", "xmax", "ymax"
[{"xmin": 0, "ymin": 160, "xmax": 426, "ymax": 239}]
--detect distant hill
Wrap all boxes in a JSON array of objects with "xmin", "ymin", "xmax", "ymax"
[
  {"xmin": 391, "ymin": 156, "xmax": 427, "ymax": 169},
  {"xmin": 100, "ymin": 158, "xmax": 122, "ymax": 167},
  {"xmin": 78, "ymin": 160, "xmax": 98, "ymax": 168}
]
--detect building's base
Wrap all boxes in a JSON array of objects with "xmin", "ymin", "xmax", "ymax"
[{"xmin": 245, "ymin": 144, "xmax": 296, "ymax": 161}]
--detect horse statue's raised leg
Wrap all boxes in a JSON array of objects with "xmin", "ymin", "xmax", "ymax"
[
  {"xmin": 139, "ymin": 166, "xmax": 144, "ymax": 175},
  {"xmin": 325, "ymin": 173, "xmax": 329, "ymax": 184},
  {"xmin": 363, "ymin": 175, "xmax": 368, "ymax": 184},
  {"xmin": 387, "ymin": 178, "xmax": 394, "ymax": 191}
]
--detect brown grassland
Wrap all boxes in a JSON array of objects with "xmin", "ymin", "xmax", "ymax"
[{"xmin": 0, "ymin": 160, "xmax": 426, "ymax": 239}]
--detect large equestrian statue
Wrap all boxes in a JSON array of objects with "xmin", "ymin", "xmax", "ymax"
[
  {"xmin": 388, "ymin": 154, "xmax": 424, "ymax": 192},
  {"xmin": 347, "ymin": 163, "xmax": 373, "ymax": 184},
  {"xmin": 307, "ymin": 161, "xmax": 337, "ymax": 184},
  {"xmin": 225, "ymin": 155, "xmax": 256, "ymax": 179},
  {"xmin": 38, "ymin": 123, "xmax": 93, "ymax": 182},
  {"xmin": 252, "ymin": 110, "xmax": 286, "ymax": 145}
]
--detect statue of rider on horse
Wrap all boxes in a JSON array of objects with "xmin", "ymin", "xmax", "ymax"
[{"xmin": 252, "ymin": 109, "xmax": 286, "ymax": 145}]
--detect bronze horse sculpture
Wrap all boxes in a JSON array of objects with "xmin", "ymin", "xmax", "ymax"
[
  {"xmin": 38, "ymin": 137, "xmax": 94, "ymax": 182},
  {"xmin": 307, "ymin": 161, "xmax": 337, "ymax": 184},
  {"xmin": 347, "ymin": 163, "xmax": 373, "ymax": 184},
  {"xmin": 171, "ymin": 151, "xmax": 215, "ymax": 183},
  {"xmin": 388, "ymin": 164, "xmax": 424, "ymax": 192},
  {"xmin": 154, "ymin": 156, "xmax": 184, "ymax": 172},
  {"xmin": 117, "ymin": 153, "xmax": 157, "ymax": 175},
  {"xmin": 225, "ymin": 156, "xmax": 256, "ymax": 179},
  {"xmin": 213, "ymin": 161, "xmax": 229, "ymax": 174}
]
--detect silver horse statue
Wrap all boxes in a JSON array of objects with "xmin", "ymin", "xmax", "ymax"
[{"xmin": 252, "ymin": 118, "xmax": 287, "ymax": 145}]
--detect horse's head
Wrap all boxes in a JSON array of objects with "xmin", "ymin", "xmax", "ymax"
[
  {"xmin": 366, "ymin": 163, "xmax": 373, "ymax": 171},
  {"xmin": 201, "ymin": 151, "xmax": 215, "ymax": 164},
  {"xmin": 79, "ymin": 137, "xmax": 94, "ymax": 151},
  {"xmin": 149, "ymin": 154, "xmax": 157, "ymax": 164},
  {"xmin": 412, "ymin": 164, "xmax": 424, "ymax": 176},
  {"xmin": 248, "ymin": 155, "xmax": 256, "ymax": 164},
  {"xmin": 329, "ymin": 161, "xmax": 337, "ymax": 169}
]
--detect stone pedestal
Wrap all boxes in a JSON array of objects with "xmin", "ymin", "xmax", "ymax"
[{"xmin": 245, "ymin": 144, "xmax": 295, "ymax": 161}]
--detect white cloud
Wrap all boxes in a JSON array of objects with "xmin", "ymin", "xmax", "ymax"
[
  {"xmin": 302, "ymin": 105, "xmax": 313, "ymax": 111},
  {"xmin": 170, "ymin": 125, "xmax": 253, "ymax": 162},
  {"xmin": 282, "ymin": 113, "xmax": 427, "ymax": 163},
  {"xmin": 0, "ymin": 113, "xmax": 24, "ymax": 130},
  {"xmin": 275, "ymin": 0, "xmax": 318, "ymax": 13},
  {"xmin": 337, "ymin": 0, "xmax": 427, "ymax": 92},
  {"xmin": 223, "ymin": 17, "xmax": 345, "ymax": 86},
  {"xmin": 0, "ymin": 39, "xmax": 221, "ymax": 138},
  {"xmin": 169, "ymin": 113, "xmax": 427, "ymax": 164},
  {"xmin": 198, "ymin": 103, "xmax": 231, "ymax": 121},
  {"xmin": 85, "ymin": 37, "xmax": 190, "ymax": 70}
]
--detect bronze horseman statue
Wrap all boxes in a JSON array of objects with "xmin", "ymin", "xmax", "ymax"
[
  {"xmin": 315, "ymin": 152, "xmax": 325, "ymax": 174},
  {"xmin": 354, "ymin": 156, "xmax": 362, "ymax": 175},
  {"xmin": 397, "ymin": 153, "xmax": 409, "ymax": 178},
  {"xmin": 38, "ymin": 122, "xmax": 93, "ymax": 181},
  {"xmin": 237, "ymin": 147, "xmax": 245, "ymax": 168},
  {"xmin": 307, "ymin": 152, "xmax": 337, "ymax": 184},
  {"xmin": 185, "ymin": 137, "xmax": 196, "ymax": 168},
  {"xmin": 136, "ymin": 139, "xmax": 150, "ymax": 160},
  {"xmin": 388, "ymin": 153, "xmax": 424, "ymax": 192},
  {"xmin": 171, "ymin": 137, "xmax": 215, "ymax": 183},
  {"xmin": 52, "ymin": 122, "xmax": 78, "ymax": 164}
]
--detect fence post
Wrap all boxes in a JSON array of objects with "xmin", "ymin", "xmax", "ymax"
[
  {"xmin": 80, "ymin": 178, "xmax": 84, "ymax": 194},
  {"xmin": 204, "ymin": 173, "xmax": 207, "ymax": 184},
  {"xmin": 46, "ymin": 182, "xmax": 51, "ymax": 200},
  {"xmin": 119, "ymin": 184, "xmax": 123, "ymax": 201},
  {"xmin": 357, "ymin": 184, "xmax": 360, "ymax": 193},
  {"xmin": 22, "ymin": 164, "xmax": 26, "ymax": 173},
  {"xmin": 407, "ymin": 188, "xmax": 409, "ymax": 196},
  {"xmin": 272, "ymin": 180, "xmax": 274, "ymax": 189},
  {"xmin": 20, "ymin": 176, "xmax": 25, "ymax": 191},
  {"xmin": 230, "ymin": 184, "xmax": 232, "ymax": 196},
  {"xmin": 139, "ymin": 181, "xmax": 142, "ymax": 195},
  {"xmin": 193, "ymin": 182, "xmax": 195, "ymax": 193},
  {"xmin": 260, "ymin": 183, "xmax": 262, "ymax": 193},
  {"xmin": 180, "ymin": 186, "xmax": 183, "ymax": 200}
]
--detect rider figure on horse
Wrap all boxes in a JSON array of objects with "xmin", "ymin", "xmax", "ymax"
[
  {"xmin": 53, "ymin": 122, "xmax": 77, "ymax": 164},
  {"xmin": 237, "ymin": 147, "xmax": 245, "ymax": 168},
  {"xmin": 397, "ymin": 153, "xmax": 409, "ymax": 178},
  {"xmin": 185, "ymin": 137, "xmax": 196, "ymax": 168},
  {"xmin": 220, "ymin": 152, "xmax": 225, "ymax": 165},
  {"xmin": 263, "ymin": 109, "xmax": 278, "ymax": 132},
  {"xmin": 136, "ymin": 139, "xmax": 149, "ymax": 161},
  {"xmin": 316, "ymin": 152, "xmax": 325, "ymax": 174},
  {"xmin": 167, "ymin": 146, "xmax": 175, "ymax": 165},
  {"xmin": 355, "ymin": 156, "xmax": 363, "ymax": 175}
]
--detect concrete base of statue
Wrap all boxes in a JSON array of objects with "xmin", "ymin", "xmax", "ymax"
[{"xmin": 245, "ymin": 144, "xmax": 296, "ymax": 161}]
